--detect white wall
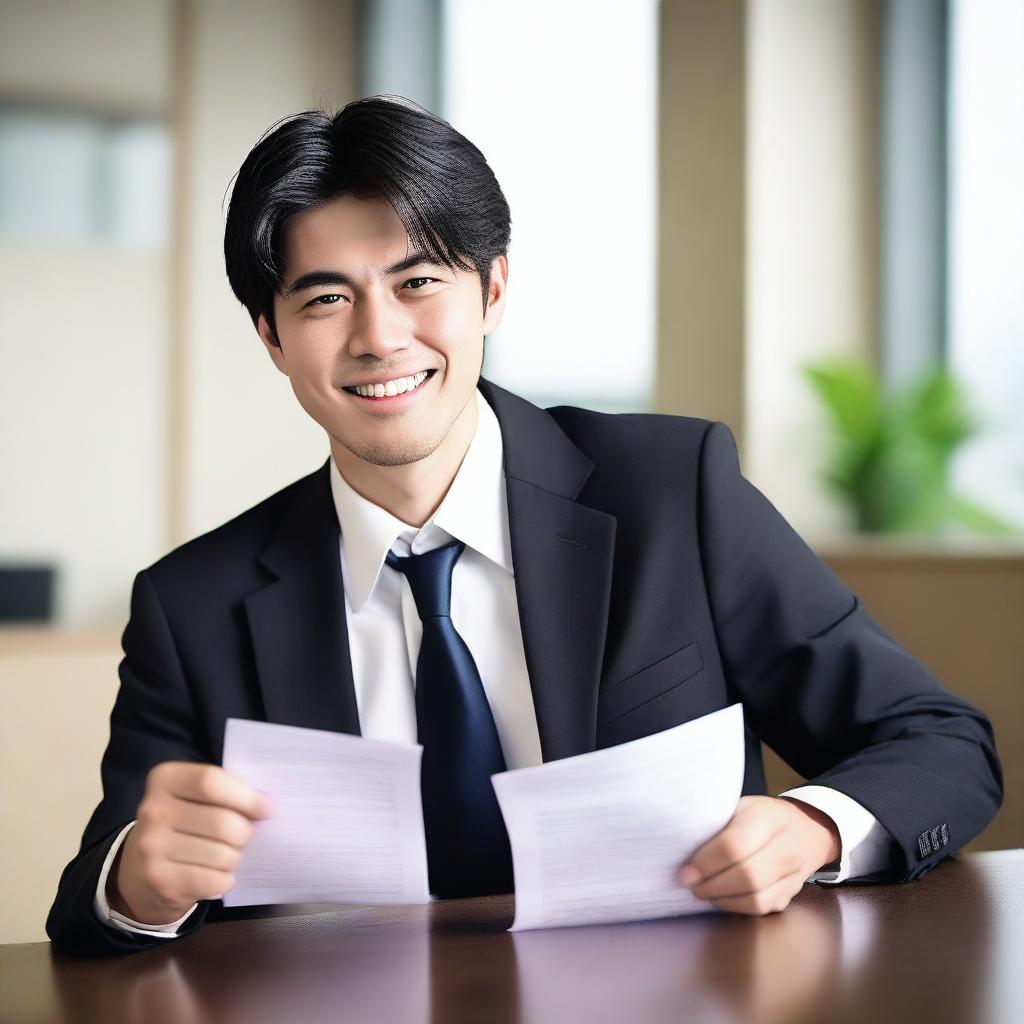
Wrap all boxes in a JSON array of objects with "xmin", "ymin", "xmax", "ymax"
[
  {"xmin": 0, "ymin": 244, "xmax": 168, "ymax": 626},
  {"xmin": 745, "ymin": 0, "xmax": 879, "ymax": 538},
  {"xmin": 0, "ymin": 0, "xmax": 173, "ymax": 628},
  {"xmin": 0, "ymin": 1, "xmax": 361, "ymax": 627}
]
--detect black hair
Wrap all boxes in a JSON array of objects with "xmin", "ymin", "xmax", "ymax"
[{"xmin": 223, "ymin": 94, "xmax": 511, "ymax": 346}]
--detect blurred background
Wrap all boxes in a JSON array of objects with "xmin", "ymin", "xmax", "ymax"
[{"xmin": 0, "ymin": 0, "xmax": 1021, "ymax": 941}]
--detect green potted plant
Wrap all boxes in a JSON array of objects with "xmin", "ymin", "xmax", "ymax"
[{"xmin": 800, "ymin": 357, "xmax": 1014, "ymax": 535}]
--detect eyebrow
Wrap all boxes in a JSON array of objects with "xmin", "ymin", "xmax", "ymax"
[{"xmin": 283, "ymin": 251, "xmax": 442, "ymax": 298}]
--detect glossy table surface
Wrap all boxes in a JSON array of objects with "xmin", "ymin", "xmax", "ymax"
[{"xmin": 2, "ymin": 852, "xmax": 1021, "ymax": 1024}]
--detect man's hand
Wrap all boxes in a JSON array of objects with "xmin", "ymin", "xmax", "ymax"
[
  {"xmin": 107, "ymin": 762, "xmax": 273, "ymax": 926},
  {"xmin": 677, "ymin": 795, "xmax": 841, "ymax": 916}
]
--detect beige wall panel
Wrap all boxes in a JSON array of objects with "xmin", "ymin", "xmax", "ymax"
[
  {"xmin": 656, "ymin": 0, "xmax": 746, "ymax": 438},
  {"xmin": 0, "ymin": 634, "xmax": 121, "ymax": 944}
]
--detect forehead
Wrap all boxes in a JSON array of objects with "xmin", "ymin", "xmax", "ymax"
[{"xmin": 282, "ymin": 194, "xmax": 413, "ymax": 272}]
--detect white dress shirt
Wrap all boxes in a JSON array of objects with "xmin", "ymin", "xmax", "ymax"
[{"xmin": 95, "ymin": 389, "xmax": 894, "ymax": 936}]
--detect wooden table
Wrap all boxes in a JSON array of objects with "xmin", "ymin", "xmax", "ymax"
[{"xmin": 2, "ymin": 853, "xmax": 1021, "ymax": 1023}]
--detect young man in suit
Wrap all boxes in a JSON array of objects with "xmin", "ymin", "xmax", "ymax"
[{"xmin": 47, "ymin": 96, "xmax": 1003, "ymax": 955}]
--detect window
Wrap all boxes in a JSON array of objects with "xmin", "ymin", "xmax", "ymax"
[
  {"xmin": 0, "ymin": 107, "xmax": 169, "ymax": 246},
  {"xmin": 946, "ymin": 0, "xmax": 1024, "ymax": 527},
  {"xmin": 440, "ymin": 0, "xmax": 659, "ymax": 413}
]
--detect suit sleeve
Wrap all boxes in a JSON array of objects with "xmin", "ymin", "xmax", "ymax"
[
  {"xmin": 696, "ymin": 420, "xmax": 1004, "ymax": 883},
  {"xmin": 46, "ymin": 569, "xmax": 217, "ymax": 954}
]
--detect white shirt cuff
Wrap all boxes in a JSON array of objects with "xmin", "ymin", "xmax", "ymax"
[
  {"xmin": 779, "ymin": 784, "xmax": 895, "ymax": 884},
  {"xmin": 93, "ymin": 820, "xmax": 199, "ymax": 937}
]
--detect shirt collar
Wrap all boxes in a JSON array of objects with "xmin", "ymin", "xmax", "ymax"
[{"xmin": 329, "ymin": 388, "xmax": 514, "ymax": 613}]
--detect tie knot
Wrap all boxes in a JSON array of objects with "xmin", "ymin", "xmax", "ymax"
[{"xmin": 385, "ymin": 539, "xmax": 465, "ymax": 620}]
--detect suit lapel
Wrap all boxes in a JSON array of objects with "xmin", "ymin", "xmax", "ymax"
[
  {"xmin": 244, "ymin": 460, "xmax": 362, "ymax": 736},
  {"xmin": 478, "ymin": 378, "xmax": 617, "ymax": 763},
  {"xmin": 243, "ymin": 378, "xmax": 617, "ymax": 764}
]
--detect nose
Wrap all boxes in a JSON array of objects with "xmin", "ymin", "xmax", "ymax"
[{"xmin": 346, "ymin": 287, "xmax": 412, "ymax": 361}]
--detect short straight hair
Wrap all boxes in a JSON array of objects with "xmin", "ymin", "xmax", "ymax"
[{"xmin": 223, "ymin": 94, "xmax": 512, "ymax": 345}]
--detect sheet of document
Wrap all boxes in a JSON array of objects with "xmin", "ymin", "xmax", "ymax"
[
  {"xmin": 221, "ymin": 718, "xmax": 430, "ymax": 907},
  {"xmin": 492, "ymin": 703, "xmax": 745, "ymax": 931}
]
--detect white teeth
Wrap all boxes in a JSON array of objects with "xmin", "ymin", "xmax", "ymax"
[{"xmin": 348, "ymin": 370, "xmax": 428, "ymax": 398}]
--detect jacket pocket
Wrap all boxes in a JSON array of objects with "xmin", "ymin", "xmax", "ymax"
[{"xmin": 596, "ymin": 641, "xmax": 704, "ymax": 729}]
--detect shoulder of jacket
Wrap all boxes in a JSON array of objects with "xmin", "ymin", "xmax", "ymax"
[{"xmin": 545, "ymin": 402, "xmax": 717, "ymax": 461}]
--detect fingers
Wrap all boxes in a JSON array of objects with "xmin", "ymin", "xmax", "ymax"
[
  {"xmin": 700, "ymin": 867, "xmax": 808, "ymax": 916},
  {"xmin": 172, "ymin": 802, "xmax": 256, "ymax": 848},
  {"xmin": 122, "ymin": 822, "xmax": 239, "ymax": 915},
  {"xmin": 153, "ymin": 762, "xmax": 272, "ymax": 820},
  {"xmin": 165, "ymin": 832, "xmax": 243, "ymax": 874},
  {"xmin": 116, "ymin": 761, "xmax": 270, "ymax": 921},
  {"xmin": 683, "ymin": 801, "xmax": 784, "ymax": 885},
  {"xmin": 141, "ymin": 858, "xmax": 236, "ymax": 908},
  {"xmin": 688, "ymin": 836, "xmax": 804, "ymax": 902},
  {"xmin": 676, "ymin": 796, "xmax": 821, "ymax": 916},
  {"xmin": 136, "ymin": 794, "xmax": 256, "ymax": 848}
]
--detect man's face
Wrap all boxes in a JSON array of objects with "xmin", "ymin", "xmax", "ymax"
[{"xmin": 257, "ymin": 193, "xmax": 507, "ymax": 468}]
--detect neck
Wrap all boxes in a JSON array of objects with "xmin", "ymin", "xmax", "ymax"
[{"xmin": 330, "ymin": 393, "xmax": 479, "ymax": 528}]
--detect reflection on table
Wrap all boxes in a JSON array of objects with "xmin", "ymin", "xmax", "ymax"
[{"xmin": 2, "ymin": 853, "xmax": 1021, "ymax": 1024}]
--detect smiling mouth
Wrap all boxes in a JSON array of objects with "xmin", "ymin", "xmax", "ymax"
[{"xmin": 341, "ymin": 368, "xmax": 437, "ymax": 400}]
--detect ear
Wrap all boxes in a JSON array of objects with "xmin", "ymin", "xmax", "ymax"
[
  {"xmin": 256, "ymin": 313, "xmax": 289, "ymax": 376},
  {"xmin": 482, "ymin": 254, "xmax": 509, "ymax": 336}
]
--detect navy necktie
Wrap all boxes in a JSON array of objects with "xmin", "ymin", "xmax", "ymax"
[{"xmin": 385, "ymin": 539, "xmax": 515, "ymax": 898}]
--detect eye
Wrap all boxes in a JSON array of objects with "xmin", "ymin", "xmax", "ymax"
[
  {"xmin": 403, "ymin": 277, "xmax": 437, "ymax": 290},
  {"xmin": 306, "ymin": 293, "xmax": 343, "ymax": 307}
]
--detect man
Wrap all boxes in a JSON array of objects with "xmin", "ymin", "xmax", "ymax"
[{"xmin": 47, "ymin": 95, "xmax": 1003, "ymax": 955}]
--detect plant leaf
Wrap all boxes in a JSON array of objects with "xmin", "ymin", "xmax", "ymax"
[
  {"xmin": 800, "ymin": 359, "xmax": 883, "ymax": 447},
  {"xmin": 897, "ymin": 369, "xmax": 978, "ymax": 452}
]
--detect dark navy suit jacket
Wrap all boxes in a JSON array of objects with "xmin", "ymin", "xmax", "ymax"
[{"xmin": 47, "ymin": 376, "xmax": 1004, "ymax": 954}]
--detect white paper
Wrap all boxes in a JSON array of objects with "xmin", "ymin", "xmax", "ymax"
[
  {"xmin": 221, "ymin": 718, "xmax": 430, "ymax": 906},
  {"xmin": 492, "ymin": 703, "xmax": 745, "ymax": 931}
]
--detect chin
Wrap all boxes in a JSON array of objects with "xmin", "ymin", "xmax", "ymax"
[{"xmin": 337, "ymin": 430, "xmax": 446, "ymax": 469}]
